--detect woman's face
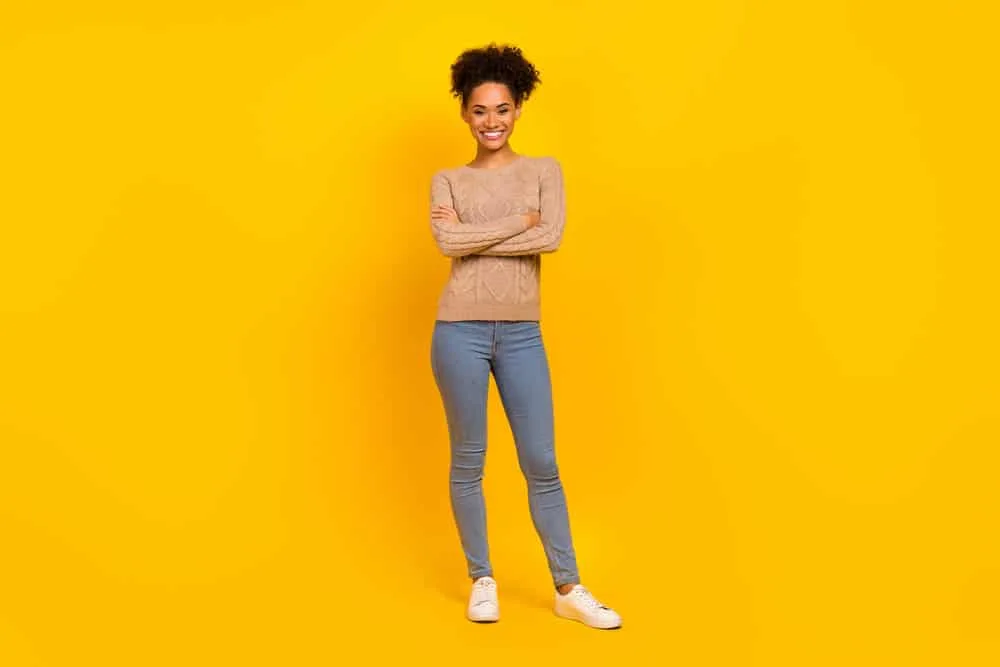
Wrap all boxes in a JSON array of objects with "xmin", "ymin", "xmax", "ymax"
[{"xmin": 462, "ymin": 82, "xmax": 520, "ymax": 151}]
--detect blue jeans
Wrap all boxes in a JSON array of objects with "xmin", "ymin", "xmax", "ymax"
[{"xmin": 430, "ymin": 320, "xmax": 580, "ymax": 589}]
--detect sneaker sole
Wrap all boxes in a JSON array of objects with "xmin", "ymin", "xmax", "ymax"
[
  {"xmin": 467, "ymin": 607, "xmax": 499, "ymax": 623},
  {"xmin": 467, "ymin": 614, "xmax": 499, "ymax": 623},
  {"xmin": 554, "ymin": 608, "xmax": 622, "ymax": 630}
]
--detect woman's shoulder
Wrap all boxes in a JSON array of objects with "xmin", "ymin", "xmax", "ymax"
[
  {"xmin": 526, "ymin": 156, "xmax": 562, "ymax": 176},
  {"xmin": 516, "ymin": 155, "xmax": 562, "ymax": 179},
  {"xmin": 520, "ymin": 155, "xmax": 563, "ymax": 182}
]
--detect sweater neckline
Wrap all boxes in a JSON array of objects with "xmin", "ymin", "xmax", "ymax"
[{"xmin": 462, "ymin": 155, "xmax": 526, "ymax": 172}]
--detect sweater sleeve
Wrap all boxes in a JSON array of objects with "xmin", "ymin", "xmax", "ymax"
[
  {"xmin": 476, "ymin": 158, "xmax": 566, "ymax": 256},
  {"xmin": 429, "ymin": 171, "xmax": 528, "ymax": 257}
]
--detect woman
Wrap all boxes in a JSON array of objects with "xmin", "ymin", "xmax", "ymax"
[{"xmin": 428, "ymin": 43, "xmax": 622, "ymax": 630}]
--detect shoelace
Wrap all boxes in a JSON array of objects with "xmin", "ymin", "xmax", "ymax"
[
  {"xmin": 572, "ymin": 587, "xmax": 610, "ymax": 611},
  {"xmin": 472, "ymin": 579, "xmax": 497, "ymax": 605}
]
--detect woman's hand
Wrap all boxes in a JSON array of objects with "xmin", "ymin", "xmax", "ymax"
[
  {"xmin": 431, "ymin": 205, "xmax": 460, "ymax": 223},
  {"xmin": 522, "ymin": 211, "xmax": 540, "ymax": 229}
]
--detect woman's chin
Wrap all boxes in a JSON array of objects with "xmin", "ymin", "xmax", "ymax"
[{"xmin": 478, "ymin": 140, "xmax": 508, "ymax": 151}]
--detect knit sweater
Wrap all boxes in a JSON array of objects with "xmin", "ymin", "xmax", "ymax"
[{"xmin": 429, "ymin": 155, "xmax": 566, "ymax": 321}]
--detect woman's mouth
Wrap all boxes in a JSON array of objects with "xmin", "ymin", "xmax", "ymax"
[{"xmin": 481, "ymin": 130, "xmax": 504, "ymax": 141}]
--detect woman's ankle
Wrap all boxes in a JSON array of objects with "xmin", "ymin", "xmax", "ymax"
[{"xmin": 556, "ymin": 581, "xmax": 579, "ymax": 595}]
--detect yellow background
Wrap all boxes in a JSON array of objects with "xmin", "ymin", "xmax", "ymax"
[{"xmin": 2, "ymin": 1, "xmax": 998, "ymax": 664}]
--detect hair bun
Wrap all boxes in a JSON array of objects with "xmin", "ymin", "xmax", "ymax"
[{"xmin": 450, "ymin": 43, "xmax": 542, "ymax": 107}]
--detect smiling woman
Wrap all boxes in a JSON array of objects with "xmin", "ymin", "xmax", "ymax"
[{"xmin": 425, "ymin": 43, "xmax": 623, "ymax": 631}]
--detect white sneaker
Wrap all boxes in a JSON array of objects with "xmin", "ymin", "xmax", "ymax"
[
  {"xmin": 554, "ymin": 584, "xmax": 622, "ymax": 629},
  {"xmin": 467, "ymin": 576, "xmax": 499, "ymax": 622}
]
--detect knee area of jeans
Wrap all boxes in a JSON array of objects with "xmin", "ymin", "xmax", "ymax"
[
  {"xmin": 520, "ymin": 454, "xmax": 559, "ymax": 481},
  {"xmin": 450, "ymin": 461, "xmax": 486, "ymax": 484}
]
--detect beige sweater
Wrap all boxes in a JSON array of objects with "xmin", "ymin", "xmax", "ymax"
[{"xmin": 429, "ymin": 155, "xmax": 566, "ymax": 321}]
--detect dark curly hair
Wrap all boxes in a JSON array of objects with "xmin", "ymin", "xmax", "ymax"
[{"xmin": 450, "ymin": 43, "xmax": 541, "ymax": 108}]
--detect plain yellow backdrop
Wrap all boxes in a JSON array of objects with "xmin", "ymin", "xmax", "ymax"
[{"xmin": 1, "ymin": 1, "xmax": 998, "ymax": 665}]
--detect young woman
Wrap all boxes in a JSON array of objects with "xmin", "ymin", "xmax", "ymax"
[{"xmin": 428, "ymin": 43, "xmax": 622, "ymax": 630}]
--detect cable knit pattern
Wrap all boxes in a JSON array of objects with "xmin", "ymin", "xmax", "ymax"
[{"xmin": 429, "ymin": 155, "xmax": 565, "ymax": 321}]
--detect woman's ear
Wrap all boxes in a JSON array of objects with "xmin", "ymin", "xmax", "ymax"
[{"xmin": 515, "ymin": 106, "xmax": 522, "ymax": 119}]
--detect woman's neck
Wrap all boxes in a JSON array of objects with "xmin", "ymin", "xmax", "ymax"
[{"xmin": 468, "ymin": 145, "xmax": 519, "ymax": 169}]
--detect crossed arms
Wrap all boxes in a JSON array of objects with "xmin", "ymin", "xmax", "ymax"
[{"xmin": 428, "ymin": 159, "xmax": 566, "ymax": 258}]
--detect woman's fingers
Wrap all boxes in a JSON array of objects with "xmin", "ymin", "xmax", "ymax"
[{"xmin": 431, "ymin": 205, "xmax": 458, "ymax": 221}]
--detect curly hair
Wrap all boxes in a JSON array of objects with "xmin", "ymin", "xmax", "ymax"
[{"xmin": 450, "ymin": 43, "xmax": 541, "ymax": 108}]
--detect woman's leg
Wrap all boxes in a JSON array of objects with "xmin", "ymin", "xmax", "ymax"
[
  {"xmin": 431, "ymin": 320, "xmax": 494, "ymax": 581},
  {"xmin": 491, "ymin": 321, "xmax": 580, "ymax": 589}
]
